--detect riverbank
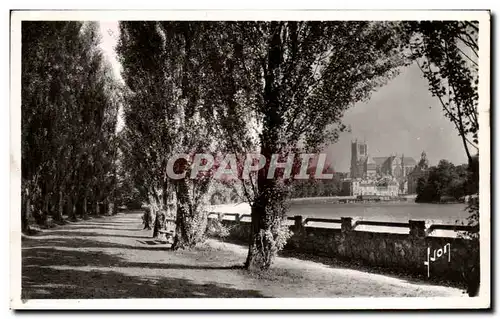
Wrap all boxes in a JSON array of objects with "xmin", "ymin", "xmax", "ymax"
[{"xmin": 291, "ymin": 195, "xmax": 417, "ymax": 204}]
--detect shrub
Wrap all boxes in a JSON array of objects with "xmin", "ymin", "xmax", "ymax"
[
  {"xmin": 206, "ymin": 218, "xmax": 232, "ymax": 239},
  {"xmin": 458, "ymin": 200, "xmax": 480, "ymax": 296}
]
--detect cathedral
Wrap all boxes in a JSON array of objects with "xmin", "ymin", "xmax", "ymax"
[
  {"xmin": 346, "ymin": 140, "xmax": 430, "ymax": 196},
  {"xmin": 350, "ymin": 140, "xmax": 417, "ymax": 180}
]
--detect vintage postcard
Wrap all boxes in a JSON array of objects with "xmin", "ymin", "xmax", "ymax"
[{"xmin": 10, "ymin": 10, "xmax": 491, "ymax": 310}]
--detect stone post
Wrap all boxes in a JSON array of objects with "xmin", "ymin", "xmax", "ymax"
[
  {"xmin": 341, "ymin": 217, "xmax": 354, "ymax": 233},
  {"xmin": 409, "ymin": 220, "xmax": 426, "ymax": 239},
  {"xmin": 339, "ymin": 217, "xmax": 354, "ymax": 257},
  {"xmin": 234, "ymin": 214, "xmax": 241, "ymax": 223},
  {"xmin": 293, "ymin": 215, "xmax": 303, "ymax": 233},
  {"xmin": 409, "ymin": 220, "xmax": 427, "ymax": 273},
  {"xmin": 288, "ymin": 215, "xmax": 304, "ymax": 250}
]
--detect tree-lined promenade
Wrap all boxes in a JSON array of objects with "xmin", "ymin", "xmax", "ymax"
[{"xmin": 22, "ymin": 21, "xmax": 479, "ymax": 276}]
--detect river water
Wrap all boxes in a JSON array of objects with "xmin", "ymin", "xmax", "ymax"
[{"xmin": 288, "ymin": 201, "xmax": 468, "ymax": 224}]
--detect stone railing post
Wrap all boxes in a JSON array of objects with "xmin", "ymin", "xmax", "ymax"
[
  {"xmin": 218, "ymin": 212, "xmax": 225, "ymax": 221},
  {"xmin": 234, "ymin": 214, "xmax": 241, "ymax": 223},
  {"xmin": 341, "ymin": 217, "xmax": 354, "ymax": 233},
  {"xmin": 409, "ymin": 220, "xmax": 427, "ymax": 272},
  {"xmin": 409, "ymin": 220, "xmax": 426, "ymax": 239},
  {"xmin": 293, "ymin": 215, "xmax": 304, "ymax": 233},
  {"xmin": 339, "ymin": 217, "xmax": 354, "ymax": 257}
]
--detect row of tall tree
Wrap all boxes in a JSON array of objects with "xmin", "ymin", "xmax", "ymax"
[{"xmin": 21, "ymin": 21, "xmax": 121, "ymax": 231}]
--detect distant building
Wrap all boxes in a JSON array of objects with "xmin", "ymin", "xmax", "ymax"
[
  {"xmin": 342, "ymin": 177, "xmax": 399, "ymax": 197},
  {"xmin": 350, "ymin": 140, "xmax": 417, "ymax": 179},
  {"xmin": 346, "ymin": 140, "xmax": 427, "ymax": 197}
]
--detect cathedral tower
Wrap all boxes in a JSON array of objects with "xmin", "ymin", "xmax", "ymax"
[{"xmin": 350, "ymin": 140, "xmax": 367, "ymax": 178}]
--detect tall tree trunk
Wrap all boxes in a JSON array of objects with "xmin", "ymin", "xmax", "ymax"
[
  {"xmin": 112, "ymin": 200, "xmax": 118, "ymax": 215},
  {"xmin": 75, "ymin": 193, "xmax": 83, "ymax": 219},
  {"xmin": 94, "ymin": 187, "xmax": 103, "ymax": 216},
  {"xmin": 68, "ymin": 195, "xmax": 77, "ymax": 221},
  {"xmin": 467, "ymin": 154, "xmax": 479, "ymax": 195},
  {"xmin": 153, "ymin": 209, "xmax": 166, "ymax": 239},
  {"xmin": 143, "ymin": 207, "xmax": 152, "ymax": 230},
  {"xmin": 172, "ymin": 180, "xmax": 189, "ymax": 249},
  {"xmin": 21, "ymin": 186, "xmax": 31, "ymax": 233},
  {"xmin": 171, "ymin": 178, "xmax": 207, "ymax": 250},
  {"xmin": 151, "ymin": 182, "xmax": 172, "ymax": 238},
  {"xmin": 82, "ymin": 196, "xmax": 89, "ymax": 220},
  {"xmin": 245, "ymin": 176, "xmax": 288, "ymax": 271},
  {"xmin": 40, "ymin": 192, "xmax": 50, "ymax": 226},
  {"xmin": 53, "ymin": 190, "xmax": 64, "ymax": 223},
  {"xmin": 150, "ymin": 192, "xmax": 162, "ymax": 238},
  {"xmin": 104, "ymin": 197, "xmax": 109, "ymax": 216},
  {"xmin": 245, "ymin": 22, "xmax": 288, "ymax": 271},
  {"xmin": 95, "ymin": 200, "xmax": 101, "ymax": 216},
  {"xmin": 88, "ymin": 188, "xmax": 95, "ymax": 216},
  {"xmin": 162, "ymin": 181, "xmax": 169, "ymax": 215}
]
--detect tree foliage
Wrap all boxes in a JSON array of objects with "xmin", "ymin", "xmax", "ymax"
[
  {"xmin": 117, "ymin": 22, "xmax": 218, "ymax": 247},
  {"xmin": 403, "ymin": 21, "xmax": 479, "ymax": 163},
  {"xmin": 415, "ymin": 159, "xmax": 475, "ymax": 203},
  {"xmin": 402, "ymin": 23, "xmax": 480, "ymax": 295}
]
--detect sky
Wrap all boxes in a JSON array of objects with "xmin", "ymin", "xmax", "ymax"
[
  {"xmin": 98, "ymin": 22, "xmax": 469, "ymax": 172},
  {"xmin": 326, "ymin": 63, "xmax": 468, "ymax": 172},
  {"xmin": 99, "ymin": 21, "xmax": 122, "ymax": 81}
]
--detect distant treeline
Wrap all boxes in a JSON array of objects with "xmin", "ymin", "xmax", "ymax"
[
  {"xmin": 416, "ymin": 157, "xmax": 479, "ymax": 203},
  {"xmin": 289, "ymin": 173, "xmax": 346, "ymax": 199}
]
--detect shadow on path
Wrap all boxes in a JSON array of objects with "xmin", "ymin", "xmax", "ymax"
[
  {"xmin": 23, "ymin": 235, "xmax": 169, "ymax": 251},
  {"xmin": 61, "ymin": 226, "xmax": 143, "ymax": 231},
  {"xmin": 31, "ymin": 230, "xmax": 150, "ymax": 239},
  {"xmin": 22, "ymin": 235, "xmax": 260, "ymax": 299},
  {"xmin": 22, "ymin": 267, "xmax": 262, "ymax": 299},
  {"xmin": 23, "ymin": 246, "xmax": 245, "ymax": 271}
]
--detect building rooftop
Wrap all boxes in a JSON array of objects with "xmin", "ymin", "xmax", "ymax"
[
  {"xmin": 369, "ymin": 156, "xmax": 416, "ymax": 166},
  {"xmin": 402, "ymin": 157, "xmax": 417, "ymax": 166},
  {"xmin": 371, "ymin": 156, "xmax": 388, "ymax": 166}
]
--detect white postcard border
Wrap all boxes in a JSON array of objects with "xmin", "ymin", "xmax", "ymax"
[{"xmin": 10, "ymin": 9, "xmax": 491, "ymax": 310}]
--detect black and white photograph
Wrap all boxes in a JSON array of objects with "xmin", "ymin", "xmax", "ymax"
[{"xmin": 10, "ymin": 10, "xmax": 490, "ymax": 310}]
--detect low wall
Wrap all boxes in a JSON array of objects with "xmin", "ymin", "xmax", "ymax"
[{"xmin": 207, "ymin": 214, "xmax": 479, "ymax": 284}]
